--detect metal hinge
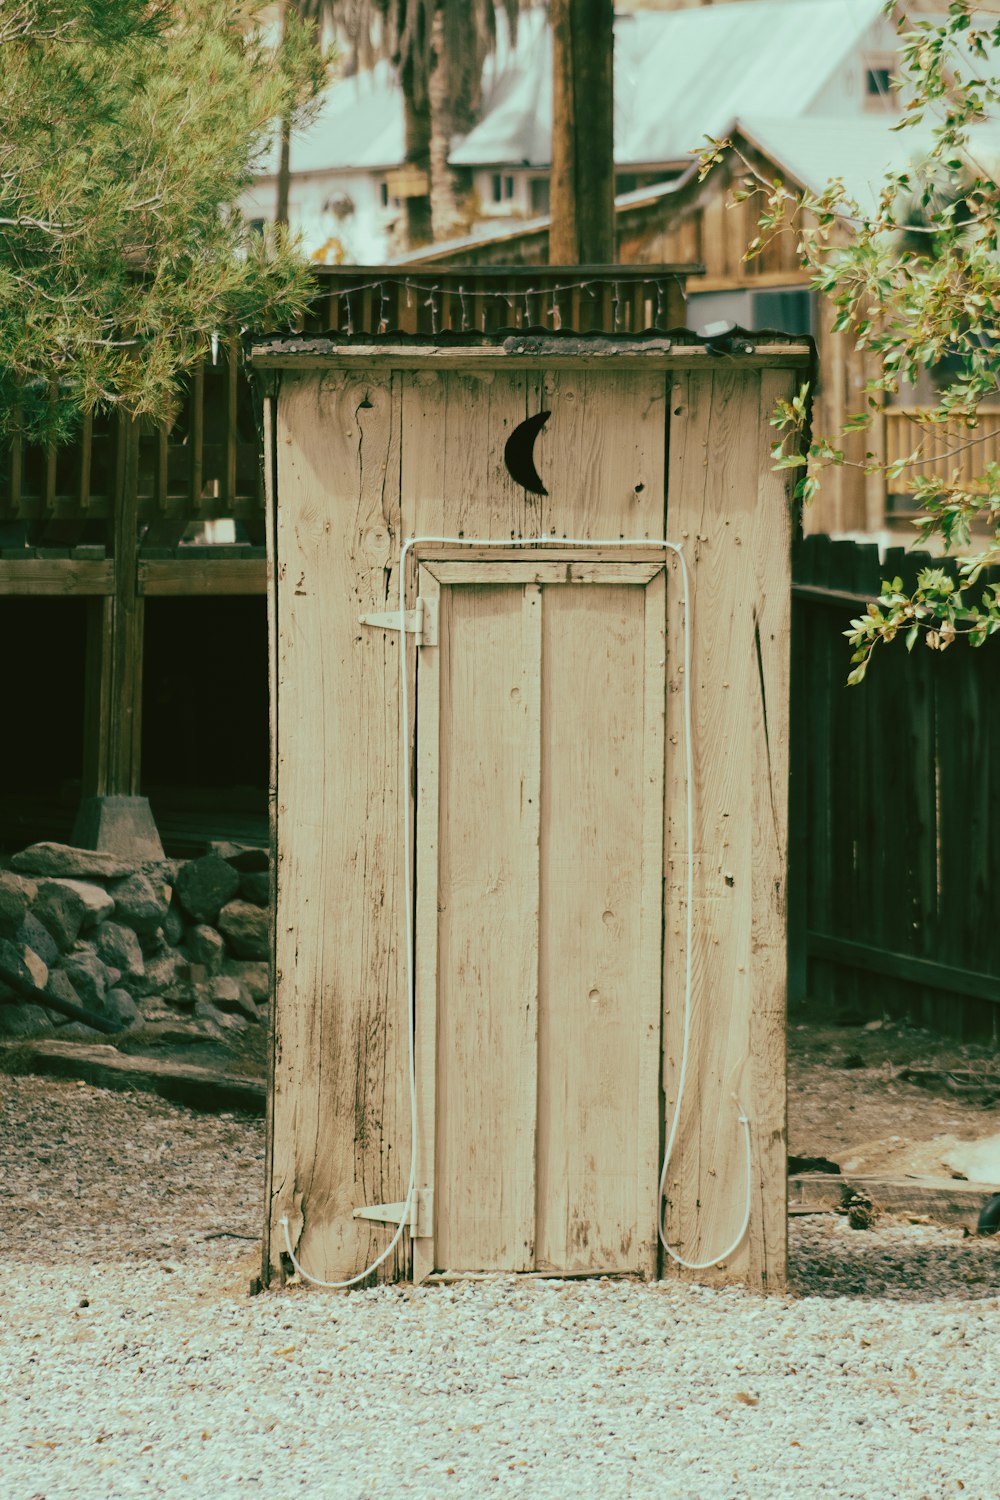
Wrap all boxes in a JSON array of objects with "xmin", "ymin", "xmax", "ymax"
[
  {"xmin": 353, "ymin": 1188, "xmax": 433, "ymax": 1238},
  {"xmin": 359, "ymin": 595, "xmax": 437, "ymax": 646}
]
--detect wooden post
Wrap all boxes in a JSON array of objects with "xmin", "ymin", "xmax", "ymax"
[
  {"xmin": 75, "ymin": 415, "xmax": 163, "ymax": 857},
  {"xmin": 549, "ymin": 0, "xmax": 615, "ymax": 264}
]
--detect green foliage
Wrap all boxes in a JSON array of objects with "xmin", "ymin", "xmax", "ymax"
[
  {"xmin": 0, "ymin": 1, "xmax": 326, "ymax": 442},
  {"xmin": 713, "ymin": 2, "xmax": 1000, "ymax": 676}
]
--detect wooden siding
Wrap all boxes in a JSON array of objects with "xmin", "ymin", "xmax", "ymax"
[{"xmin": 266, "ymin": 344, "xmax": 798, "ymax": 1292}]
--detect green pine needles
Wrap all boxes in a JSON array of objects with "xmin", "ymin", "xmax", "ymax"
[{"xmin": 0, "ymin": 1, "xmax": 326, "ymax": 444}]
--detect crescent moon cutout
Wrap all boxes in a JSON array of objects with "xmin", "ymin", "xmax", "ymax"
[{"xmin": 504, "ymin": 409, "xmax": 551, "ymax": 495}]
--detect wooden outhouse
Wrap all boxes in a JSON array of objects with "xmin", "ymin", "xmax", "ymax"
[{"xmin": 254, "ymin": 329, "xmax": 807, "ymax": 1291}]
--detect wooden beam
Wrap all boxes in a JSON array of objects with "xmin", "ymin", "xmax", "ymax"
[
  {"xmin": 83, "ymin": 417, "xmax": 144, "ymax": 799},
  {"xmin": 252, "ymin": 343, "xmax": 814, "ymax": 372},
  {"xmin": 0, "ymin": 560, "xmax": 114, "ymax": 595},
  {"xmin": 139, "ymin": 559, "xmax": 266, "ymax": 595},
  {"xmin": 549, "ymin": 0, "xmax": 615, "ymax": 263},
  {"xmin": 807, "ymin": 932, "xmax": 1000, "ymax": 1006}
]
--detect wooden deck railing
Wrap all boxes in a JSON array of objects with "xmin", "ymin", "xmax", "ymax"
[
  {"xmin": 0, "ymin": 265, "xmax": 693, "ymax": 528},
  {"xmin": 883, "ymin": 405, "xmax": 1000, "ymax": 509}
]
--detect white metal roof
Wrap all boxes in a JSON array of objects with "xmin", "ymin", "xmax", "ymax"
[
  {"xmin": 451, "ymin": 0, "xmax": 890, "ymax": 170},
  {"xmin": 256, "ymin": 60, "xmax": 404, "ymax": 179},
  {"xmin": 737, "ymin": 114, "xmax": 1000, "ymax": 214}
]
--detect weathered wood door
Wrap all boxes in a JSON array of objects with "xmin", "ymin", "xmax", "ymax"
[{"xmin": 413, "ymin": 559, "xmax": 666, "ymax": 1280}]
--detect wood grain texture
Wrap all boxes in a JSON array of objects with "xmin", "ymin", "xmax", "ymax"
[
  {"xmin": 138, "ymin": 559, "xmax": 266, "ymax": 595},
  {"xmin": 536, "ymin": 579, "xmax": 663, "ymax": 1276},
  {"xmin": 268, "ymin": 368, "xmax": 408, "ymax": 1285},
  {"xmin": 401, "ymin": 369, "xmax": 667, "ymax": 544},
  {"xmin": 268, "ymin": 353, "xmax": 796, "ymax": 1291},
  {"xmin": 432, "ymin": 583, "xmax": 541, "ymax": 1272},
  {"xmin": 412, "ymin": 568, "xmax": 441, "ymax": 1285},
  {"xmin": 0, "ymin": 560, "xmax": 113, "ymax": 594},
  {"xmin": 662, "ymin": 367, "xmax": 792, "ymax": 1289}
]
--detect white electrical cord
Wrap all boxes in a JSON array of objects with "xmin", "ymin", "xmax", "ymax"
[{"xmin": 282, "ymin": 531, "xmax": 751, "ymax": 1286}]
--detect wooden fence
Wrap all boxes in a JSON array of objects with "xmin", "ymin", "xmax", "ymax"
[{"xmin": 791, "ymin": 533, "xmax": 1000, "ymax": 1039}]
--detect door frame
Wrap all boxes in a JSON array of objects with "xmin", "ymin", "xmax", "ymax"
[{"xmin": 412, "ymin": 556, "xmax": 667, "ymax": 1282}]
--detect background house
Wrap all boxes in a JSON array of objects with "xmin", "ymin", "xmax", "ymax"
[{"xmin": 241, "ymin": 0, "xmax": 902, "ymax": 265}]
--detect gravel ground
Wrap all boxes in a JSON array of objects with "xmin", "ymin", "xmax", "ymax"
[{"xmin": 1, "ymin": 1075, "xmax": 999, "ymax": 1500}]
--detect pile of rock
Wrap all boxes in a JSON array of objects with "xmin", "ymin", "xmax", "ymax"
[{"xmin": 0, "ymin": 842, "xmax": 271, "ymax": 1045}]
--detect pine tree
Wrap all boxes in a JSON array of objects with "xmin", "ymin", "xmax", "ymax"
[{"xmin": 0, "ymin": 1, "xmax": 324, "ymax": 443}]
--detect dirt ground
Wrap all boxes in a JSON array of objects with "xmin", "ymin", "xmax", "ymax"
[{"xmin": 787, "ymin": 1018, "xmax": 1000, "ymax": 1180}]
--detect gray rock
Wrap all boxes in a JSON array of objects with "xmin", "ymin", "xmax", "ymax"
[
  {"xmin": 42, "ymin": 878, "xmax": 114, "ymax": 929},
  {"xmin": 17, "ymin": 912, "xmax": 59, "ymax": 969},
  {"xmin": 160, "ymin": 981, "xmax": 197, "ymax": 1012},
  {"xmin": 131, "ymin": 1016, "xmax": 217, "ymax": 1045},
  {"xmin": 108, "ymin": 872, "xmax": 170, "ymax": 938},
  {"xmin": 186, "ymin": 924, "xmax": 225, "ymax": 975},
  {"xmin": 217, "ymin": 900, "xmax": 269, "ymax": 960},
  {"xmin": 209, "ymin": 973, "xmax": 258, "ymax": 1022},
  {"xmin": 93, "ymin": 921, "xmax": 145, "ymax": 983},
  {"xmin": 55, "ymin": 1021, "xmax": 105, "ymax": 1041},
  {"xmin": 45, "ymin": 968, "xmax": 82, "ymax": 1011},
  {"xmin": 0, "ymin": 872, "xmax": 37, "ymax": 938},
  {"xmin": 104, "ymin": 987, "xmax": 140, "ymax": 1030},
  {"xmin": 20, "ymin": 945, "xmax": 48, "ymax": 991},
  {"xmin": 0, "ymin": 1002, "xmax": 54, "ymax": 1039},
  {"xmin": 132, "ymin": 950, "xmax": 185, "ymax": 998},
  {"xmin": 221, "ymin": 959, "xmax": 270, "ymax": 1005},
  {"xmin": 58, "ymin": 950, "xmax": 109, "ymax": 1011},
  {"xmin": 33, "ymin": 881, "xmax": 86, "ymax": 951},
  {"xmin": 163, "ymin": 906, "xmax": 185, "ymax": 946},
  {"xmin": 10, "ymin": 842, "xmax": 137, "ymax": 880},
  {"xmin": 175, "ymin": 854, "xmax": 241, "ymax": 924},
  {"xmin": 193, "ymin": 996, "xmax": 247, "ymax": 1035},
  {"xmin": 239, "ymin": 871, "xmax": 270, "ymax": 908},
  {"xmin": 0, "ymin": 938, "xmax": 38, "ymax": 997},
  {"xmin": 212, "ymin": 842, "xmax": 270, "ymax": 873}
]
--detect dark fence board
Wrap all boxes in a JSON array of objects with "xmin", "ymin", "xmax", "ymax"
[{"xmin": 792, "ymin": 534, "xmax": 1000, "ymax": 1040}]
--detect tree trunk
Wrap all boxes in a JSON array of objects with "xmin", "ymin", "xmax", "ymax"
[
  {"xmin": 428, "ymin": 4, "xmax": 463, "ymax": 242},
  {"xmin": 549, "ymin": 0, "xmax": 615, "ymax": 264},
  {"xmin": 401, "ymin": 55, "xmax": 433, "ymax": 249},
  {"xmin": 276, "ymin": 2, "xmax": 292, "ymax": 226},
  {"xmin": 276, "ymin": 114, "xmax": 292, "ymax": 227}
]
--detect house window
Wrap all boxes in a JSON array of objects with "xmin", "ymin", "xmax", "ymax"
[
  {"xmin": 530, "ymin": 177, "xmax": 550, "ymax": 215},
  {"xmin": 380, "ymin": 181, "xmax": 389, "ymax": 208},
  {"xmin": 864, "ymin": 62, "xmax": 896, "ymax": 110},
  {"xmin": 491, "ymin": 174, "xmax": 515, "ymax": 204}
]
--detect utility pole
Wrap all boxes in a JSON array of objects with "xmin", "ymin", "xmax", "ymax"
[{"xmin": 549, "ymin": 0, "xmax": 615, "ymax": 264}]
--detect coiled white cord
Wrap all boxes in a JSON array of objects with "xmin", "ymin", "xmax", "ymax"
[{"xmin": 281, "ymin": 531, "xmax": 751, "ymax": 1286}]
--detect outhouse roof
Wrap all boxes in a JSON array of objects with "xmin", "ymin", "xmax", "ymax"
[{"xmin": 251, "ymin": 327, "xmax": 814, "ymax": 372}]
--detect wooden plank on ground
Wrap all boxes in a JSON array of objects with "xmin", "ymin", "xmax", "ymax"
[{"xmin": 0, "ymin": 1041, "xmax": 265, "ymax": 1116}]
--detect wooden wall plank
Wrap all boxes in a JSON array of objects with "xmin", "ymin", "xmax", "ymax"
[
  {"xmin": 433, "ymin": 583, "xmax": 540, "ymax": 1272},
  {"xmin": 662, "ymin": 366, "xmax": 792, "ymax": 1289},
  {"xmin": 413, "ymin": 568, "xmax": 442, "ymax": 1285},
  {"xmin": 402, "ymin": 369, "xmax": 667, "ymax": 544},
  {"xmin": 402, "ymin": 369, "xmax": 533, "ymax": 540},
  {"xmin": 268, "ymin": 368, "xmax": 407, "ymax": 1285},
  {"xmin": 535, "ymin": 370, "xmax": 666, "ymax": 540},
  {"xmin": 535, "ymin": 580, "xmax": 661, "ymax": 1276}
]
